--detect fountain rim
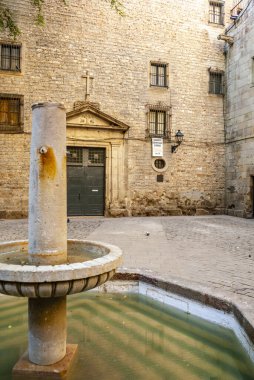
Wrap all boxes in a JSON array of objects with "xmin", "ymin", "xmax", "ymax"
[
  {"xmin": 0, "ymin": 239, "xmax": 122, "ymax": 283},
  {"xmin": 32, "ymin": 101, "xmax": 66, "ymax": 110}
]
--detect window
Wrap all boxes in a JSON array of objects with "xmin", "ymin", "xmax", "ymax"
[
  {"xmin": 88, "ymin": 148, "xmax": 105, "ymax": 166},
  {"xmin": 0, "ymin": 43, "xmax": 21, "ymax": 71},
  {"xmin": 252, "ymin": 57, "xmax": 254, "ymax": 85},
  {"xmin": 154, "ymin": 159, "xmax": 166, "ymax": 169},
  {"xmin": 150, "ymin": 63, "xmax": 168, "ymax": 87},
  {"xmin": 149, "ymin": 110, "xmax": 167, "ymax": 137},
  {"xmin": 209, "ymin": 71, "xmax": 224, "ymax": 94},
  {"xmin": 0, "ymin": 95, "xmax": 23, "ymax": 132},
  {"xmin": 209, "ymin": 1, "xmax": 224, "ymax": 25},
  {"xmin": 67, "ymin": 146, "xmax": 83, "ymax": 164},
  {"xmin": 67, "ymin": 147, "xmax": 105, "ymax": 166},
  {"xmin": 152, "ymin": 157, "xmax": 168, "ymax": 173}
]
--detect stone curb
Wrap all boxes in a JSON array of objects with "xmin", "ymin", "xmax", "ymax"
[{"xmin": 114, "ymin": 268, "xmax": 254, "ymax": 347}]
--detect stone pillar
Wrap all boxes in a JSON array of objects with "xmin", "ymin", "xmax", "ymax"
[
  {"xmin": 28, "ymin": 102, "xmax": 67, "ymax": 265},
  {"xmin": 28, "ymin": 102, "xmax": 67, "ymax": 365},
  {"xmin": 111, "ymin": 143, "xmax": 120, "ymax": 203},
  {"xmin": 28, "ymin": 297, "xmax": 66, "ymax": 365}
]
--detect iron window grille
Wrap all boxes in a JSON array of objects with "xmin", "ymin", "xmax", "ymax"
[
  {"xmin": 209, "ymin": 70, "xmax": 224, "ymax": 94},
  {"xmin": 154, "ymin": 159, "xmax": 166, "ymax": 169},
  {"xmin": 88, "ymin": 148, "xmax": 105, "ymax": 166},
  {"xmin": 67, "ymin": 147, "xmax": 83, "ymax": 165},
  {"xmin": 0, "ymin": 95, "xmax": 23, "ymax": 133},
  {"xmin": 0, "ymin": 43, "xmax": 21, "ymax": 71},
  {"xmin": 148, "ymin": 110, "xmax": 168, "ymax": 137},
  {"xmin": 150, "ymin": 63, "xmax": 168, "ymax": 87},
  {"xmin": 67, "ymin": 147, "xmax": 105, "ymax": 167},
  {"xmin": 209, "ymin": 1, "xmax": 225, "ymax": 25}
]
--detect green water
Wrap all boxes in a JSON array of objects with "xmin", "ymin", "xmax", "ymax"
[{"xmin": 0, "ymin": 293, "xmax": 254, "ymax": 380}]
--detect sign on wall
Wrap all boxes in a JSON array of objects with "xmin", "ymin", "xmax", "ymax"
[{"xmin": 152, "ymin": 138, "xmax": 163, "ymax": 157}]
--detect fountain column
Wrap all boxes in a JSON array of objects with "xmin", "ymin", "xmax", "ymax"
[
  {"xmin": 29, "ymin": 102, "xmax": 67, "ymax": 266},
  {"xmin": 28, "ymin": 102, "xmax": 67, "ymax": 365}
]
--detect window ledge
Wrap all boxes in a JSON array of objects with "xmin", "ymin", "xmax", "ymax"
[
  {"xmin": 208, "ymin": 22, "xmax": 225, "ymax": 28},
  {"xmin": 0, "ymin": 70, "xmax": 22, "ymax": 76},
  {"xmin": 147, "ymin": 135, "xmax": 170, "ymax": 140},
  {"xmin": 0, "ymin": 130, "xmax": 24, "ymax": 134},
  {"xmin": 149, "ymin": 85, "xmax": 169, "ymax": 89}
]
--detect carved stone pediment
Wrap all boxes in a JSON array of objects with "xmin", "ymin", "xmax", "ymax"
[{"xmin": 67, "ymin": 103, "xmax": 130, "ymax": 132}]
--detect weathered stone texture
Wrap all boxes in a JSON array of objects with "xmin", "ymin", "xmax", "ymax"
[
  {"xmin": 0, "ymin": 0, "xmax": 233, "ymax": 217},
  {"xmin": 225, "ymin": 3, "xmax": 254, "ymax": 217}
]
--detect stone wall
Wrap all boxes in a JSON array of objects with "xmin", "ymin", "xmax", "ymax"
[
  {"xmin": 225, "ymin": 1, "xmax": 254, "ymax": 218},
  {"xmin": 0, "ymin": 0, "xmax": 233, "ymax": 217}
]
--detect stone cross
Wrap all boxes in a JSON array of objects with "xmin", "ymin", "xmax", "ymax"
[{"xmin": 81, "ymin": 70, "xmax": 94, "ymax": 100}]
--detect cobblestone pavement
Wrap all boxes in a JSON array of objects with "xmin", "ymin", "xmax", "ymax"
[
  {"xmin": 0, "ymin": 214, "xmax": 253, "ymax": 315},
  {"xmin": 85, "ymin": 216, "xmax": 254, "ymax": 300},
  {"xmin": 0, "ymin": 218, "xmax": 102, "ymax": 242}
]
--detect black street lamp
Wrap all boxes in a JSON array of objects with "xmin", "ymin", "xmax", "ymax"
[{"xmin": 171, "ymin": 130, "xmax": 184, "ymax": 153}]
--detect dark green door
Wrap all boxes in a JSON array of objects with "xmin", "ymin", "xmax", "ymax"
[{"xmin": 67, "ymin": 147, "xmax": 105, "ymax": 216}]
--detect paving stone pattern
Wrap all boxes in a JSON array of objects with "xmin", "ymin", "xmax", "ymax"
[
  {"xmin": 0, "ymin": 218, "xmax": 102, "ymax": 242},
  {"xmin": 0, "ymin": 215, "xmax": 253, "ymax": 303},
  {"xmin": 87, "ymin": 215, "xmax": 254, "ymax": 301}
]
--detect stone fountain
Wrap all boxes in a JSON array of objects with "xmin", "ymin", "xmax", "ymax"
[{"xmin": 0, "ymin": 103, "xmax": 122, "ymax": 379}]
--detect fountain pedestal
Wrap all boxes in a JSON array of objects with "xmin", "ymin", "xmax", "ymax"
[
  {"xmin": 28, "ymin": 297, "xmax": 67, "ymax": 365},
  {"xmin": 3, "ymin": 102, "xmax": 123, "ymax": 379},
  {"xmin": 12, "ymin": 345, "xmax": 78, "ymax": 380}
]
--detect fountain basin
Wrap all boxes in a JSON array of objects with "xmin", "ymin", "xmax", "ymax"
[
  {"xmin": 1, "ymin": 289, "xmax": 254, "ymax": 379},
  {"xmin": 0, "ymin": 240, "xmax": 122, "ymax": 298}
]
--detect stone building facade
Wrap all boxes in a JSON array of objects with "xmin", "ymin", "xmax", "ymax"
[
  {"xmin": 0, "ymin": 0, "xmax": 233, "ymax": 218},
  {"xmin": 224, "ymin": 0, "xmax": 254, "ymax": 217}
]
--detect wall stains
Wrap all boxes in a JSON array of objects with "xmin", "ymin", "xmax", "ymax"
[
  {"xmin": 39, "ymin": 147, "xmax": 57, "ymax": 180},
  {"xmin": 113, "ymin": 190, "xmax": 224, "ymax": 217}
]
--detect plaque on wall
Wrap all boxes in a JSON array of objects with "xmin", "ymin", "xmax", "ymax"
[{"xmin": 152, "ymin": 138, "xmax": 163, "ymax": 157}]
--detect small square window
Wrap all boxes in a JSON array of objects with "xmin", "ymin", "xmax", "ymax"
[
  {"xmin": 150, "ymin": 63, "xmax": 168, "ymax": 87},
  {"xmin": 67, "ymin": 146, "xmax": 83, "ymax": 164},
  {"xmin": 149, "ymin": 110, "xmax": 167, "ymax": 137},
  {"xmin": 209, "ymin": 1, "xmax": 224, "ymax": 25},
  {"xmin": 0, "ymin": 95, "xmax": 23, "ymax": 132},
  {"xmin": 0, "ymin": 43, "xmax": 21, "ymax": 71},
  {"xmin": 209, "ymin": 71, "xmax": 224, "ymax": 94},
  {"xmin": 88, "ymin": 148, "xmax": 105, "ymax": 166},
  {"xmin": 157, "ymin": 174, "xmax": 164, "ymax": 182}
]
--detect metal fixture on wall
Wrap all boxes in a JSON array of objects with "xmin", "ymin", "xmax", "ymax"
[
  {"xmin": 171, "ymin": 130, "xmax": 184, "ymax": 153},
  {"xmin": 217, "ymin": 34, "xmax": 234, "ymax": 45}
]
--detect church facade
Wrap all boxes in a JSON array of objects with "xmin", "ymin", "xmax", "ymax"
[{"xmin": 1, "ymin": 0, "xmax": 251, "ymax": 218}]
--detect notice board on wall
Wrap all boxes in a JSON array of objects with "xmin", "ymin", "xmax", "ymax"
[{"xmin": 152, "ymin": 138, "xmax": 163, "ymax": 157}]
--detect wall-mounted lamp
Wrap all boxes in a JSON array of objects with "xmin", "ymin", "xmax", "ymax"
[{"xmin": 171, "ymin": 130, "xmax": 184, "ymax": 153}]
